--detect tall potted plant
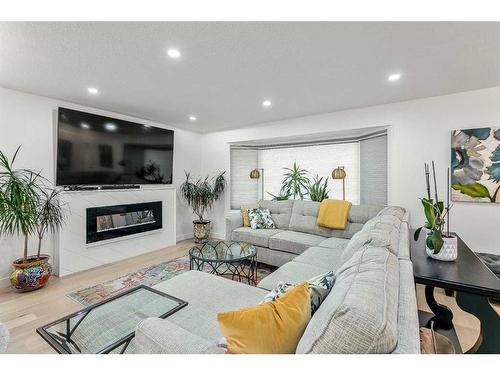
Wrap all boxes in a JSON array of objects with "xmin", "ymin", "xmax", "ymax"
[
  {"xmin": 282, "ymin": 162, "xmax": 310, "ymax": 199},
  {"xmin": 0, "ymin": 146, "xmax": 66, "ymax": 291},
  {"xmin": 180, "ymin": 171, "xmax": 226, "ymax": 243},
  {"xmin": 414, "ymin": 162, "xmax": 457, "ymax": 261}
]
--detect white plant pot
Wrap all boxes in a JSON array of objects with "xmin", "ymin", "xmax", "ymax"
[{"xmin": 426, "ymin": 235, "xmax": 458, "ymax": 262}]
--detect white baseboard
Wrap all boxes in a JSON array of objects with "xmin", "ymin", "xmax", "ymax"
[
  {"xmin": 176, "ymin": 233, "xmax": 194, "ymax": 242},
  {"xmin": 176, "ymin": 232, "xmax": 225, "ymax": 242},
  {"xmin": 211, "ymin": 232, "xmax": 225, "ymax": 240}
]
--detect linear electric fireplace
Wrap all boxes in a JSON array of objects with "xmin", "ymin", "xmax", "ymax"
[{"xmin": 86, "ymin": 201, "xmax": 162, "ymax": 244}]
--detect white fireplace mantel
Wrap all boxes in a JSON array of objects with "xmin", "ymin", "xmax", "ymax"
[{"xmin": 55, "ymin": 186, "xmax": 176, "ymax": 276}]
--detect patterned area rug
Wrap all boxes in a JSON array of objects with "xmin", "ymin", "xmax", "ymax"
[{"xmin": 67, "ymin": 255, "xmax": 274, "ymax": 306}]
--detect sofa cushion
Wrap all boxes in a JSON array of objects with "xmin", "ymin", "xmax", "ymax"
[
  {"xmin": 376, "ymin": 206, "xmax": 406, "ymax": 221},
  {"xmin": 268, "ymin": 230, "xmax": 326, "ymax": 255},
  {"xmin": 340, "ymin": 211, "xmax": 404, "ymax": 264},
  {"xmin": 258, "ymin": 200, "xmax": 294, "ymax": 229},
  {"xmin": 296, "ymin": 246, "xmax": 400, "ymax": 354},
  {"xmin": 317, "ymin": 237, "xmax": 350, "ymax": 250},
  {"xmin": 135, "ymin": 318, "xmax": 226, "ymax": 354},
  {"xmin": 257, "ymin": 261, "xmax": 329, "ymax": 291},
  {"xmin": 231, "ymin": 227, "xmax": 283, "ymax": 248},
  {"xmin": 289, "ymin": 200, "xmax": 333, "ymax": 237},
  {"xmin": 292, "ymin": 246, "xmax": 344, "ymax": 270},
  {"xmin": 340, "ymin": 230, "xmax": 371, "ymax": 265},
  {"xmin": 153, "ymin": 271, "xmax": 268, "ymax": 342},
  {"xmin": 348, "ymin": 205, "xmax": 384, "ymax": 224}
]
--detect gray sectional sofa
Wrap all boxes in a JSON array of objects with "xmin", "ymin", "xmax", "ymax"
[
  {"xmin": 226, "ymin": 200, "xmax": 383, "ymax": 267},
  {"xmin": 132, "ymin": 200, "xmax": 420, "ymax": 354}
]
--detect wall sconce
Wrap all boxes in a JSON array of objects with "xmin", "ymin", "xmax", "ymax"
[{"xmin": 331, "ymin": 166, "xmax": 347, "ymax": 200}]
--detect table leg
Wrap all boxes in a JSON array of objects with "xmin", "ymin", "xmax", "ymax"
[
  {"xmin": 425, "ymin": 285, "xmax": 454, "ymax": 330},
  {"xmin": 455, "ymin": 291, "xmax": 500, "ymax": 354}
]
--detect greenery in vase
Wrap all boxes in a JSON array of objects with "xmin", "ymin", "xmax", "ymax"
[
  {"xmin": 306, "ymin": 175, "xmax": 329, "ymax": 202},
  {"xmin": 413, "ymin": 162, "xmax": 452, "ymax": 254},
  {"xmin": 281, "ymin": 162, "xmax": 310, "ymax": 200},
  {"xmin": 180, "ymin": 171, "xmax": 226, "ymax": 221},
  {"xmin": 0, "ymin": 146, "xmax": 66, "ymax": 261},
  {"xmin": 268, "ymin": 185, "xmax": 292, "ymax": 201}
]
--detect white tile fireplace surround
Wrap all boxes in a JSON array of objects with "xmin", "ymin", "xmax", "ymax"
[{"xmin": 56, "ymin": 186, "xmax": 176, "ymax": 276}]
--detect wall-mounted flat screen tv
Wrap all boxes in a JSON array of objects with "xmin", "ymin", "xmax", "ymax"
[{"xmin": 56, "ymin": 107, "xmax": 174, "ymax": 186}]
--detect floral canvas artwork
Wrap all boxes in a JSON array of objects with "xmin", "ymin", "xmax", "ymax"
[{"xmin": 451, "ymin": 127, "xmax": 500, "ymax": 203}]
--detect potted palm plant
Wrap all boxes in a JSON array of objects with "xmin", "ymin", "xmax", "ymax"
[
  {"xmin": 0, "ymin": 146, "xmax": 66, "ymax": 291},
  {"xmin": 180, "ymin": 171, "xmax": 226, "ymax": 243},
  {"xmin": 282, "ymin": 162, "xmax": 310, "ymax": 199}
]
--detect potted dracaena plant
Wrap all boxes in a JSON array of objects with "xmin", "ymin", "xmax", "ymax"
[
  {"xmin": 0, "ymin": 146, "xmax": 66, "ymax": 291},
  {"xmin": 180, "ymin": 171, "xmax": 226, "ymax": 243},
  {"xmin": 414, "ymin": 161, "xmax": 457, "ymax": 261}
]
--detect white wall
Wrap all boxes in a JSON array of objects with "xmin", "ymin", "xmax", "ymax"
[
  {"xmin": 200, "ymin": 87, "xmax": 500, "ymax": 255},
  {"xmin": 0, "ymin": 87, "xmax": 202, "ymax": 284}
]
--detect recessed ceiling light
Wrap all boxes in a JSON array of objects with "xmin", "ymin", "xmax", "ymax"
[
  {"xmin": 87, "ymin": 87, "xmax": 99, "ymax": 95},
  {"xmin": 262, "ymin": 100, "xmax": 272, "ymax": 108},
  {"xmin": 80, "ymin": 122, "xmax": 90, "ymax": 129},
  {"xmin": 104, "ymin": 122, "xmax": 117, "ymax": 132},
  {"xmin": 189, "ymin": 116, "xmax": 197, "ymax": 121},
  {"xmin": 167, "ymin": 48, "xmax": 181, "ymax": 59},
  {"xmin": 387, "ymin": 73, "xmax": 402, "ymax": 82}
]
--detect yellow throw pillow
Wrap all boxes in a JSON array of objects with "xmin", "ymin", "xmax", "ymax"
[
  {"xmin": 240, "ymin": 207, "xmax": 251, "ymax": 227},
  {"xmin": 217, "ymin": 282, "xmax": 311, "ymax": 354},
  {"xmin": 316, "ymin": 199, "xmax": 352, "ymax": 230}
]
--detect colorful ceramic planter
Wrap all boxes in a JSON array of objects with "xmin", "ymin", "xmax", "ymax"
[{"xmin": 10, "ymin": 255, "xmax": 52, "ymax": 292}]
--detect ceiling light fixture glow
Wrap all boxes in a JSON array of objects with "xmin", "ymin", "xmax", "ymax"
[
  {"xmin": 262, "ymin": 100, "xmax": 272, "ymax": 108},
  {"xmin": 87, "ymin": 87, "xmax": 99, "ymax": 94},
  {"xmin": 104, "ymin": 122, "xmax": 117, "ymax": 132},
  {"xmin": 387, "ymin": 73, "xmax": 402, "ymax": 82},
  {"xmin": 189, "ymin": 116, "xmax": 197, "ymax": 121},
  {"xmin": 167, "ymin": 48, "xmax": 181, "ymax": 59}
]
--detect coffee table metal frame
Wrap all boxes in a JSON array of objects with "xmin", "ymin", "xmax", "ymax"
[
  {"xmin": 36, "ymin": 285, "xmax": 188, "ymax": 354},
  {"xmin": 189, "ymin": 241, "xmax": 258, "ymax": 285}
]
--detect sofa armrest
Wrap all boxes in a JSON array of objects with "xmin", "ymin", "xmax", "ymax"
[
  {"xmin": 225, "ymin": 211, "xmax": 243, "ymax": 241},
  {"xmin": 134, "ymin": 318, "xmax": 225, "ymax": 354}
]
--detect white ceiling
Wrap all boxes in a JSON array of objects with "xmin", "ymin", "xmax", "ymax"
[{"xmin": 1, "ymin": 22, "xmax": 499, "ymax": 133}]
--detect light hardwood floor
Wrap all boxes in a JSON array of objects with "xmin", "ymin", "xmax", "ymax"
[{"xmin": 0, "ymin": 240, "xmax": 498, "ymax": 354}]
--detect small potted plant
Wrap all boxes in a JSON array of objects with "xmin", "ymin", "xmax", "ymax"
[
  {"xmin": 414, "ymin": 162, "xmax": 457, "ymax": 261},
  {"xmin": 180, "ymin": 171, "xmax": 226, "ymax": 243},
  {"xmin": 0, "ymin": 146, "xmax": 66, "ymax": 291}
]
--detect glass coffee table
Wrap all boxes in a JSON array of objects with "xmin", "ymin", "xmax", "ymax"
[
  {"xmin": 37, "ymin": 285, "xmax": 187, "ymax": 354},
  {"xmin": 189, "ymin": 241, "xmax": 257, "ymax": 285}
]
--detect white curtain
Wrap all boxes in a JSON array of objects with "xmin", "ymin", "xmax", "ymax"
[
  {"xmin": 259, "ymin": 143, "xmax": 360, "ymax": 204},
  {"xmin": 230, "ymin": 148, "xmax": 259, "ymax": 209}
]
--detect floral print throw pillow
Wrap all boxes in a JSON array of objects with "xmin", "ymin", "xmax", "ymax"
[
  {"xmin": 248, "ymin": 208, "xmax": 276, "ymax": 229},
  {"xmin": 261, "ymin": 271, "xmax": 336, "ymax": 315}
]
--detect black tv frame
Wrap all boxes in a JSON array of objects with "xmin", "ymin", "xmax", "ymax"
[{"xmin": 55, "ymin": 107, "xmax": 174, "ymax": 188}]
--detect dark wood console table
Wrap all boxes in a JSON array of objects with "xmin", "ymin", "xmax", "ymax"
[{"xmin": 410, "ymin": 232, "xmax": 500, "ymax": 354}]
